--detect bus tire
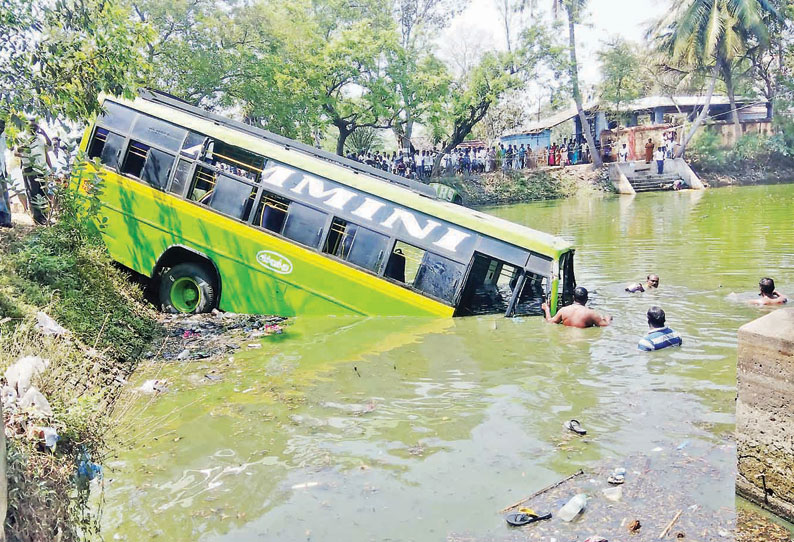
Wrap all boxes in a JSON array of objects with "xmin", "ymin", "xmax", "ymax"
[{"xmin": 159, "ymin": 263, "xmax": 217, "ymax": 314}]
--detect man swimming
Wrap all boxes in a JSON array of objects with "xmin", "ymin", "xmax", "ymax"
[
  {"xmin": 626, "ymin": 274, "xmax": 660, "ymax": 293},
  {"xmin": 542, "ymin": 286, "xmax": 612, "ymax": 328},
  {"xmin": 750, "ymin": 277, "xmax": 788, "ymax": 306}
]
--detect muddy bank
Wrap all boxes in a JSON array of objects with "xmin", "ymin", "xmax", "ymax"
[
  {"xmin": 435, "ymin": 165, "xmax": 615, "ymax": 207},
  {"xmin": 691, "ymin": 157, "xmax": 794, "ymax": 188}
]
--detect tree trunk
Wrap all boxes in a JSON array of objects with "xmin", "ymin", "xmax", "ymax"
[
  {"xmin": 335, "ymin": 125, "xmax": 352, "ymax": 156},
  {"xmin": 403, "ymin": 118, "xmax": 414, "ymax": 147},
  {"xmin": 721, "ymin": 60, "xmax": 742, "ymax": 141},
  {"xmin": 431, "ymin": 128, "xmax": 467, "ymax": 177},
  {"xmin": 676, "ymin": 63, "xmax": 720, "ymax": 158},
  {"xmin": 566, "ymin": 8, "xmax": 602, "ymax": 168}
]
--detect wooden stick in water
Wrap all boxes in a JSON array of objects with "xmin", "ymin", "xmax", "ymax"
[
  {"xmin": 499, "ymin": 469, "xmax": 585, "ymax": 513},
  {"xmin": 659, "ymin": 509, "xmax": 683, "ymax": 538}
]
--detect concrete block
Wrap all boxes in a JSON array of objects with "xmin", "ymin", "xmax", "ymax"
[{"xmin": 736, "ymin": 308, "xmax": 794, "ymax": 522}]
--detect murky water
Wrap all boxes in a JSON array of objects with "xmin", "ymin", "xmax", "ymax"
[{"xmin": 103, "ymin": 185, "xmax": 794, "ymax": 541}]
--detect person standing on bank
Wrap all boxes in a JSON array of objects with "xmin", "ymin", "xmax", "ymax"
[
  {"xmin": 654, "ymin": 147, "xmax": 665, "ymax": 175},
  {"xmin": 645, "ymin": 138, "xmax": 654, "ymax": 164},
  {"xmin": 15, "ymin": 120, "xmax": 51, "ymax": 225},
  {"xmin": 0, "ymin": 118, "xmax": 11, "ymax": 228}
]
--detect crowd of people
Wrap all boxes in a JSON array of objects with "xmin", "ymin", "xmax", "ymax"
[
  {"xmin": 540, "ymin": 274, "xmax": 787, "ymax": 351},
  {"xmin": 345, "ymin": 138, "xmax": 593, "ymax": 181},
  {"xmin": 1, "ymin": 118, "xmax": 71, "ymax": 227}
]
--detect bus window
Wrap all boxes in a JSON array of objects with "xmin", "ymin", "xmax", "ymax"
[
  {"xmin": 130, "ymin": 114, "xmax": 186, "ymax": 151},
  {"xmin": 414, "ymin": 252, "xmax": 466, "ymax": 304},
  {"xmin": 189, "ymin": 165, "xmax": 217, "ymax": 202},
  {"xmin": 386, "ymin": 241, "xmax": 423, "ymax": 285},
  {"xmin": 121, "ymin": 140, "xmax": 175, "ymax": 190},
  {"xmin": 456, "ymin": 253, "xmax": 523, "ymax": 315},
  {"xmin": 121, "ymin": 141, "xmax": 149, "ymax": 178},
  {"xmin": 97, "ymin": 101, "xmax": 137, "ymax": 132},
  {"xmin": 141, "ymin": 148, "xmax": 176, "ymax": 190},
  {"xmin": 208, "ymin": 173, "xmax": 257, "ymax": 221},
  {"xmin": 323, "ymin": 218, "xmax": 388, "ymax": 274},
  {"xmin": 169, "ymin": 159, "xmax": 193, "ymax": 197},
  {"xmin": 282, "ymin": 202, "xmax": 327, "ymax": 248},
  {"xmin": 205, "ymin": 140, "xmax": 265, "ymax": 181},
  {"xmin": 256, "ymin": 192, "xmax": 290, "ymax": 233},
  {"xmin": 87, "ymin": 127, "xmax": 108, "ymax": 159},
  {"xmin": 181, "ymin": 132, "xmax": 207, "ymax": 159},
  {"xmin": 88, "ymin": 128, "xmax": 125, "ymax": 170}
]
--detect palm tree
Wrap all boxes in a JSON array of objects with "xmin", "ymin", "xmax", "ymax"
[
  {"xmin": 553, "ymin": 0, "xmax": 602, "ymax": 167},
  {"xmin": 652, "ymin": 0, "xmax": 772, "ymax": 156}
]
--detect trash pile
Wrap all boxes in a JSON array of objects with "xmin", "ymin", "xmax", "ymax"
[
  {"xmin": 1, "ymin": 311, "xmax": 103, "ymax": 482},
  {"xmin": 150, "ymin": 310, "xmax": 287, "ymax": 363},
  {"xmin": 3, "ymin": 355, "xmax": 59, "ymax": 448},
  {"xmin": 490, "ymin": 453, "xmax": 737, "ymax": 542}
]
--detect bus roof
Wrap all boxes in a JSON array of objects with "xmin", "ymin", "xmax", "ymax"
[{"xmin": 107, "ymin": 91, "xmax": 574, "ymax": 259}]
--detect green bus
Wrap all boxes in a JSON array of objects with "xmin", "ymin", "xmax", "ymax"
[{"xmin": 76, "ymin": 90, "xmax": 576, "ymax": 317}]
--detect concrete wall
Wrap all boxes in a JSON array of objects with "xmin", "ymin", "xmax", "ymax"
[{"xmin": 736, "ymin": 308, "xmax": 794, "ymax": 523}]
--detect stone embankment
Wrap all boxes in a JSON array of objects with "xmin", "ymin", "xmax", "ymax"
[
  {"xmin": 437, "ymin": 164, "xmax": 614, "ymax": 207},
  {"xmin": 736, "ymin": 307, "xmax": 794, "ymax": 522}
]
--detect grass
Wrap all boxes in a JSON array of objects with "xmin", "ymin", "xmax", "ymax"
[{"xmin": 0, "ymin": 165, "xmax": 161, "ymax": 541}]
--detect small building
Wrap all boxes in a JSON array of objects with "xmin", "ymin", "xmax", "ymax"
[{"xmin": 501, "ymin": 95, "xmax": 771, "ymax": 158}]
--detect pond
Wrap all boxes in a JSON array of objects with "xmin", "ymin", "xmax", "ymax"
[{"xmin": 103, "ymin": 184, "xmax": 794, "ymax": 541}]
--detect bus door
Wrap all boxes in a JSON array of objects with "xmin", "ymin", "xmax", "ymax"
[
  {"xmin": 504, "ymin": 252, "xmax": 554, "ymax": 317},
  {"xmin": 455, "ymin": 250, "xmax": 552, "ymax": 317}
]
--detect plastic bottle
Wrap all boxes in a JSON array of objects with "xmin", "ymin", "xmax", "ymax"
[{"xmin": 558, "ymin": 493, "xmax": 588, "ymax": 522}]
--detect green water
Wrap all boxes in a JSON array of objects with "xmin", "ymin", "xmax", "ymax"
[{"xmin": 104, "ymin": 185, "xmax": 794, "ymax": 541}]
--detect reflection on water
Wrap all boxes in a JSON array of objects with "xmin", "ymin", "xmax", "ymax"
[{"xmin": 104, "ymin": 185, "xmax": 794, "ymax": 541}]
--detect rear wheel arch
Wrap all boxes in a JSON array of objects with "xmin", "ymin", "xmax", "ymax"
[{"xmin": 153, "ymin": 246, "xmax": 222, "ymax": 311}]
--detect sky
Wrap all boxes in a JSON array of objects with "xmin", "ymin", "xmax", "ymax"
[{"xmin": 441, "ymin": 0, "xmax": 672, "ymax": 88}]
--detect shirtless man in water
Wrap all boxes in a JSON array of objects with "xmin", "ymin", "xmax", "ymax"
[
  {"xmin": 750, "ymin": 277, "xmax": 788, "ymax": 306},
  {"xmin": 542, "ymin": 286, "xmax": 612, "ymax": 328}
]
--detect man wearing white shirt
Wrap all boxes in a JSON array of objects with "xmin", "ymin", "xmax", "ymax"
[{"xmin": 654, "ymin": 147, "xmax": 665, "ymax": 175}]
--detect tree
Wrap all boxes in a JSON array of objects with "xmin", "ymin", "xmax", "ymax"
[
  {"xmin": 652, "ymin": 0, "xmax": 774, "ymax": 155},
  {"xmin": 0, "ymin": 0, "xmax": 150, "ymax": 125},
  {"xmin": 429, "ymin": 25, "xmax": 557, "ymax": 175},
  {"xmin": 597, "ymin": 39, "xmax": 651, "ymax": 120},
  {"xmin": 391, "ymin": 0, "xmax": 467, "ymax": 148},
  {"xmin": 345, "ymin": 126, "xmax": 383, "ymax": 154},
  {"xmin": 555, "ymin": 0, "xmax": 603, "ymax": 167},
  {"xmin": 428, "ymin": 51, "xmax": 518, "ymax": 175}
]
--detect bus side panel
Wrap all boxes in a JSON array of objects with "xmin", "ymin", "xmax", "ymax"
[{"xmin": 90, "ymin": 169, "xmax": 453, "ymax": 317}]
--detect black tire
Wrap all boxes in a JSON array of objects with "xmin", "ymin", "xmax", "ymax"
[{"xmin": 159, "ymin": 262, "xmax": 217, "ymax": 314}]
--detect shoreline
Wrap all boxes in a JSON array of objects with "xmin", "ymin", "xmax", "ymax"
[{"xmin": 434, "ymin": 164, "xmax": 615, "ymax": 207}]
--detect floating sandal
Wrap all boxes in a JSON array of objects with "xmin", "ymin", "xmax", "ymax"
[
  {"xmin": 564, "ymin": 419, "xmax": 587, "ymax": 435},
  {"xmin": 505, "ymin": 511, "xmax": 552, "ymax": 526},
  {"xmin": 607, "ymin": 467, "xmax": 626, "ymax": 485}
]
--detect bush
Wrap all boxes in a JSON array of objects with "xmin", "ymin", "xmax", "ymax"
[
  {"xmin": 689, "ymin": 130, "xmax": 779, "ymax": 171},
  {"xmin": 6, "ymin": 157, "xmax": 159, "ymax": 360},
  {"xmin": 688, "ymin": 130, "xmax": 727, "ymax": 168}
]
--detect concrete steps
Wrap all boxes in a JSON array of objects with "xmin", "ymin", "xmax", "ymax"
[
  {"xmin": 626, "ymin": 172, "xmax": 683, "ymax": 192},
  {"xmin": 608, "ymin": 159, "xmax": 704, "ymax": 194}
]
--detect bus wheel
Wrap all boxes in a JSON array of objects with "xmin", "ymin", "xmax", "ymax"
[{"xmin": 159, "ymin": 263, "xmax": 217, "ymax": 314}]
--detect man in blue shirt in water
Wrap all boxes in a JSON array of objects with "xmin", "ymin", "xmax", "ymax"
[{"xmin": 638, "ymin": 306, "xmax": 682, "ymax": 351}]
